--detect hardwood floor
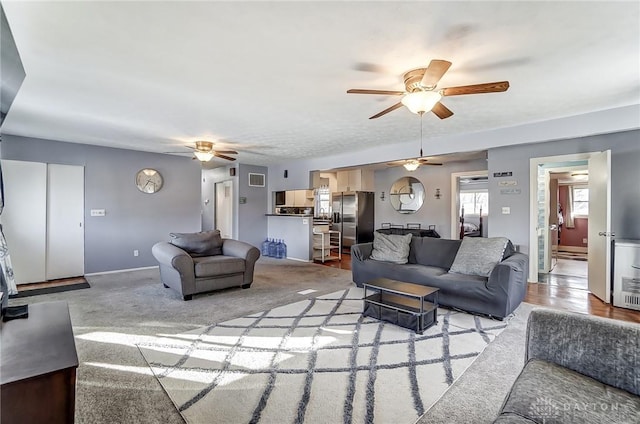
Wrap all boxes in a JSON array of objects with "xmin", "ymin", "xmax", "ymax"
[{"xmin": 317, "ymin": 253, "xmax": 640, "ymax": 324}]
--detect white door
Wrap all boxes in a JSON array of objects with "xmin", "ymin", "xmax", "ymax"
[
  {"xmin": 215, "ymin": 180, "xmax": 233, "ymax": 239},
  {"xmin": 0, "ymin": 160, "xmax": 47, "ymax": 284},
  {"xmin": 46, "ymin": 164, "xmax": 85, "ymax": 280},
  {"xmin": 587, "ymin": 150, "xmax": 611, "ymax": 302}
]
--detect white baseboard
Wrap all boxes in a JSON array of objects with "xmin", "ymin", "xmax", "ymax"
[
  {"xmin": 85, "ymin": 265, "xmax": 159, "ymax": 276},
  {"xmin": 558, "ymin": 245, "xmax": 588, "ymax": 253}
]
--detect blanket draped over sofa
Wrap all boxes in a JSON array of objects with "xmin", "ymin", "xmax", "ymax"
[{"xmin": 351, "ymin": 236, "xmax": 529, "ymax": 319}]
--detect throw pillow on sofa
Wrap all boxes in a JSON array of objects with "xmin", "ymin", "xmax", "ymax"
[
  {"xmin": 169, "ymin": 230, "xmax": 223, "ymax": 257},
  {"xmin": 370, "ymin": 232, "xmax": 412, "ymax": 264},
  {"xmin": 448, "ymin": 237, "xmax": 509, "ymax": 277}
]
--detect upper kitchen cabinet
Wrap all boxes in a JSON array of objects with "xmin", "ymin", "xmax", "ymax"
[
  {"xmin": 285, "ymin": 190, "xmax": 295, "ymax": 206},
  {"xmin": 283, "ymin": 189, "xmax": 314, "ymax": 207},
  {"xmin": 336, "ymin": 169, "xmax": 374, "ymax": 192},
  {"xmin": 294, "ymin": 190, "xmax": 314, "ymax": 207}
]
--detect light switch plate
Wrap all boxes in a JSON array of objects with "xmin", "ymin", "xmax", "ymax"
[
  {"xmin": 501, "ymin": 207, "xmax": 511, "ymax": 214},
  {"xmin": 91, "ymin": 209, "xmax": 106, "ymax": 217}
]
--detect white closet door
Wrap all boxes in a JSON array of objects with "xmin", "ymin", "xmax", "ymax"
[
  {"xmin": 46, "ymin": 164, "xmax": 85, "ymax": 280},
  {"xmin": 0, "ymin": 160, "xmax": 47, "ymax": 284}
]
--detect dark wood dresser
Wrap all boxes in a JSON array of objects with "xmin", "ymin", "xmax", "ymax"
[{"xmin": 1, "ymin": 301, "xmax": 78, "ymax": 423}]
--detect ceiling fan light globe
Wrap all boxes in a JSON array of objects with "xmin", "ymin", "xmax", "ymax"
[
  {"xmin": 194, "ymin": 151, "xmax": 214, "ymax": 162},
  {"xmin": 401, "ymin": 91, "xmax": 442, "ymax": 114},
  {"xmin": 403, "ymin": 160, "xmax": 420, "ymax": 171}
]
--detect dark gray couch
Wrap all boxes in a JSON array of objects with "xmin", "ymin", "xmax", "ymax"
[
  {"xmin": 494, "ymin": 309, "xmax": 640, "ymax": 423},
  {"xmin": 351, "ymin": 236, "xmax": 528, "ymax": 319}
]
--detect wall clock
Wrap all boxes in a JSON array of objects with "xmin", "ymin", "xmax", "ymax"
[{"xmin": 136, "ymin": 168, "xmax": 163, "ymax": 194}]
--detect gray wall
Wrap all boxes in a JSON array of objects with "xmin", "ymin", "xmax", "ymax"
[
  {"xmin": 237, "ymin": 164, "xmax": 268, "ymax": 248},
  {"xmin": 374, "ymin": 158, "xmax": 488, "ymax": 239},
  {"xmin": 1, "ymin": 134, "xmax": 201, "ymax": 273},
  {"xmin": 487, "ymin": 129, "xmax": 640, "ymax": 256}
]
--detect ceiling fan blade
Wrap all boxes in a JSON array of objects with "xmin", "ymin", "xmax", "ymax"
[
  {"xmin": 417, "ymin": 160, "xmax": 443, "ymax": 166},
  {"xmin": 347, "ymin": 89, "xmax": 405, "ymax": 96},
  {"xmin": 441, "ymin": 81, "xmax": 509, "ymax": 96},
  {"xmin": 386, "ymin": 160, "xmax": 406, "ymax": 166},
  {"xmin": 420, "ymin": 59, "xmax": 452, "ymax": 88},
  {"xmin": 431, "ymin": 102, "xmax": 454, "ymax": 119},
  {"xmin": 214, "ymin": 153, "xmax": 236, "ymax": 161},
  {"xmin": 163, "ymin": 151, "xmax": 191, "ymax": 154},
  {"xmin": 215, "ymin": 150, "xmax": 238, "ymax": 154},
  {"xmin": 369, "ymin": 102, "xmax": 404, "ymax": 119}
]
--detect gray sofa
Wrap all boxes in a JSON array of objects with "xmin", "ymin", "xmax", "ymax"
[
  {"xmin": 494, "ymin": 309, "xmax": 640, "ymax": 423},
  {"xmin": 351, "ymin": 236, "xmax": 528, "ymax": 319},
  {"xmin": 152, "ymin": 230, "xmax": 260, "ymax": 300}
]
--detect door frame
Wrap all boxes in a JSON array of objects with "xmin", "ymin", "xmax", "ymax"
[
  {"xmin": 450, "ymin": 170, "xmax": 488, "ymax": 239},
  {"xmin": 528, "ymin": 152, "xmax": 603, "ymax": 283},
  {"xmin": 215, "ymin": 179, "xmax": 234, "ymax": 239},
  {"xmin": 539, "ymin": 164, "xmax": 587, "ymax": 273}
]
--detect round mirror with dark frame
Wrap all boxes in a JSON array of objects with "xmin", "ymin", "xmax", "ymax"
[{"xmin": 389, "ymin": 176, "xmax": 425, "ymax": 214}]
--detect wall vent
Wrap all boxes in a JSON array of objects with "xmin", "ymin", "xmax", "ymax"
[
  {"xmin": 623, "ymin": 293, "xmax": 640, "ymax": 309},
  {"xmin": 248, "ymin": 173, "xmax": 265, "ymax": 187}
]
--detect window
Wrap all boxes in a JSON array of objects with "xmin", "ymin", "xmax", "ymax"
[
  {"xmin": 572, "ymin": 187, "xmax": 589, "ymax": 217},
  {"xmin": 316, "ymin": 186, "xmax": 331, "ymax": 217},
  {"xmin": 459, "ymin": 191, "xmax": 488, "ymax": 215}
]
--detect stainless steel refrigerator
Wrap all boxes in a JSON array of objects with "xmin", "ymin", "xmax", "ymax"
[{"xmin": 331, "ymin": 191, "xmax": 375, "ymax": 249}]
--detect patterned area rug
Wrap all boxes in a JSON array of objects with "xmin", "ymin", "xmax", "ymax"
[{"xmin": 138, "ymin": 288, "xmax": 508, "ymax": 424}]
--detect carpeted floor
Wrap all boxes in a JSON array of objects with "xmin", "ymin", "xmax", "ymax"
[
  {"xmin": 7, "ymin": 257, "xmax": 534, "ymax": 423},
  {"xmin": 137, "ymin": 288, "xmax": 508, "ymax": 424}
]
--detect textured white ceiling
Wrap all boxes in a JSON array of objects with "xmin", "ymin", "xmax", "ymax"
[{"xmin": 2, "ymin": 1, "xmax": 639, "ymax": 166}]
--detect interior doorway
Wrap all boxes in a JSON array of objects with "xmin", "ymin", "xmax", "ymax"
[
  {"xmin": 450, "ymin": 170, "xmax": 488, "ymax": 239},
  {"xmin": 529, "ymin": 151, "xmax": 612, "ymax": 303},
  {"xmin": 215, "ymin": 180, "xmax": 234, "ymax": 239},
  {"xmin": 539, "ymin": 164, "xmax": 589, "ymax": 290}
]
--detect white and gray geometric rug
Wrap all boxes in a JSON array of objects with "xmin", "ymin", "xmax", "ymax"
[{"xmin": 138, "ymin": 288, "xmax": 508, "ymax": 424}]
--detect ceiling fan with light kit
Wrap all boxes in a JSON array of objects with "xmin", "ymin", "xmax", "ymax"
[
  {"xmin": 349, "ymin": 58, "xmax": 509, "ymax": 170},
  {"xmin": 164, "ymin": 141, "xmax": 238, "ymax": 162},
  {"xmin": 347, "ymin": 59, "xmax": 509, "ymax": 119}
]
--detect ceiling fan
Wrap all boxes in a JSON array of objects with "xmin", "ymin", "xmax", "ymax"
[
  {"xmin": 165, "ymin": 141, "xmax": 238, "ymax": 162},
  {"xmin": 387, "ymin": 157, "xmax": 443, "ymax": 171},
  {"xmin": 347, "ymin": 59, "xmax": 509, "ymax": 119}
]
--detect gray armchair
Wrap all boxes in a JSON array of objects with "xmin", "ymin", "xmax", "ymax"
[
  {"xmin": 494, "ymin": 309, "xmax": 640, "ymax": 423},
  {"xmin": 152, "ymin": 230, "xmax": 260, "ymax": 300}
]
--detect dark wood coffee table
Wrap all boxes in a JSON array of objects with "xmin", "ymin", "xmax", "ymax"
[
  {"xmin": 363, "ymin": 278, "xmax": 439, "ymax": 334},
  {"xmin": 1, "ymin": 301, "xmax": 78, "ymax": 424}
]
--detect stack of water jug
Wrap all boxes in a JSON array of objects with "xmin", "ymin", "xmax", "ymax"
[{"xmin": 261, "ymin": 238, "xmax": 287, "ymax": 259}]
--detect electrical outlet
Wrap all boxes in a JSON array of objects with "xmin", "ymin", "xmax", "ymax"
[
  {"xmin": 501, "ymin": 207, "xmax": 511, "ymax": 214},
  {"xmin": 583, "ymin": 238, "xmax": 588, "ymax": 244},
  {"xmin": 90, "ymin": 209, "xmax": 106, "ymax": 217},
  {"xmin": 133, "ymin": 250, "xmax": 139, "ymax": 257}
]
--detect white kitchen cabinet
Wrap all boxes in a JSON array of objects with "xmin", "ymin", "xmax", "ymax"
[
  {"xmin": 285, "ymin": 190, "xmax": 295, "ymax": 206},
  {"xmin": 283, "ymin": 190, "xmax": 315, "ymax": 207},
  {"xmin": 336, "ymin": 169, "xmax": 374, "ymax": 192},
  {"xmin": 294, "ymin": 190, "xmax": 305, "ymax": 207}
]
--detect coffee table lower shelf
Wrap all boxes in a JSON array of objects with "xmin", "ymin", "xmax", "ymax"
[{"xmin": 363, "ymin": 292, "xmax": 437, "ymax": 334}]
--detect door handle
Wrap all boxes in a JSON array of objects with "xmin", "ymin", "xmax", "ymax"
[
  {"xmin": 598, "ymin": 231, "xmax": 615, "ymax": 237},
  {"xmin": 549, "ymin": 224, "xmax": 557, "ymax": 231}
]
